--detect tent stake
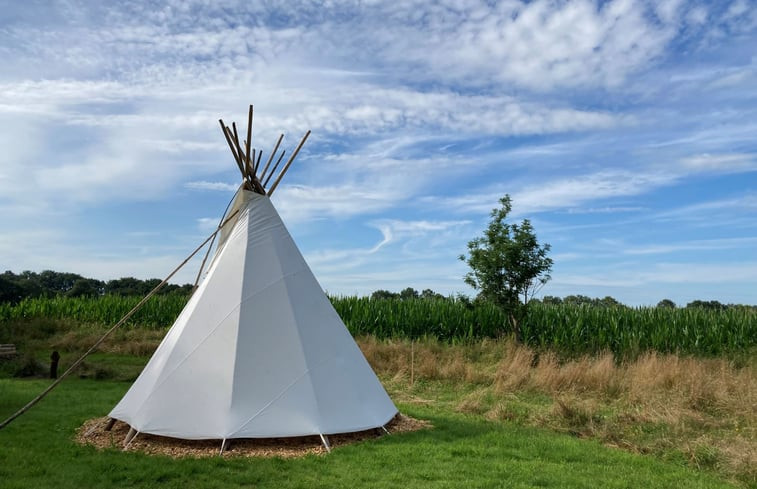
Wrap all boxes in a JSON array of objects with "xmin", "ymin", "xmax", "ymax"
[
  {"xmin": 219, "ymin": 438, "xmax": 231, "ymax": 455},
  {"xmin": 319, "ymin": 434, "xmax": 331, "ymax": 453},
  {"xmin": 104, "ymin": 417, "xmax": 117, "ymax": 432},
  {"xmin": 123, "ymin": 427, "xmax": 138, "ymax": 448}
]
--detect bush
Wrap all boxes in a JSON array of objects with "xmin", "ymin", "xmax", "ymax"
[{"xmin": 13, "ymin": 354, "xmax": 47, "ymax": 378}]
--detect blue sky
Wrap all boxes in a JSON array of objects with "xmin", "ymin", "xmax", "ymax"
[{"xmin": 1, "ymin": 0, "xmax": 756, "ymax": 306}]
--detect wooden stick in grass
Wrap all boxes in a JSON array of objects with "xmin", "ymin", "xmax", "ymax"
[{"xmin": 268, "ymin": 130, "xmax": 311, "ymax": 196}]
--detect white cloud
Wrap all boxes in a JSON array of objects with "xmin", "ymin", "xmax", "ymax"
[
  {"xmin": 686, "ymin": 6, "xmax": 708, "ymax": 26},
  {"xmin": 369, "ymin": 219, "xmax": 471, "ymax": 250},
  {"xmin": 512, "ymin": 170, "xmax": 676, "ymax": 215},
  {"xmin": 196, "ymin": 217, "xmax": 221, "ymax": 233},
  {"xmin": 623, "ymin": 237, "xmax": 757, "ymax": 255},
  {"xmin": 565, "ymin": 206, "xmax": 646, "ymax": 214},
  {"xmin": 186, "ymin": 181, "xmax": 238, "ymax": 192},
  {"xmin": 0, "ymin": 0, "xmax": 755, "ymax": 306},
  {"xmin": 423, "ymin": 168, "xmax": 678, "ymax": 216},
  {"xmin": 679, "ymin": 152, "xmax": 757, "ymax": 172},
  {"xmin": 274, "ymin": 184, "xmax": 403, "ymax": 224}
]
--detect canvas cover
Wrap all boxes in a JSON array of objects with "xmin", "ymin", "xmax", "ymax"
[{"xmin": 109, "ymin": 190, "xmax": 397, "ymax": 439}]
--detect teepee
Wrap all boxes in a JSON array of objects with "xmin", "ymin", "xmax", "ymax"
[{"xmin": 107, "ymin": 106, "xmax": 397, "ymax": 451}]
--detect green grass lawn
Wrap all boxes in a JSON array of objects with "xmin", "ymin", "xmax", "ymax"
[{"xmin": 0, "ymin": 378, "xmax": 739, "ymax": 489}]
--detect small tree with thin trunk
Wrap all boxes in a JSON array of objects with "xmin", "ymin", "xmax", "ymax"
[{"xmin": 459, "ymin": 195, "xmax": 553, "ymax": 342}]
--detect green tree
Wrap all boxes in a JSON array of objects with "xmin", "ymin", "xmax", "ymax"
[
  {"xmin": 0, "ymin": 275, "xmax": 24, "ymax": 304},
  {"xmin": 370, "ymin": 289, "xmax": 399, "ymax": 300},
  {"xmin": 459, "ymin": 195, "xmax": 553, "ymax": 342},
  {"xmin": 421, "ymin": 288, "xmax": 444, "ymax": 300},
  {"xmin": 66, "ymin": 278, "xmax": 105, "ymax": 297},
  {"xmin": 598, "ymin": 296, "xmax": 624, "ymax": 308},
  {"xmin": 399, "ymin": 287, "xmax": 419, "ymax": 300},
  {"xmin": 657, "ymin": 299, "xmax": 676, "ymax": 309},
  {"xmin": 563, "ymin": 294, "xmax": 594, "ymax": 306},
  {"xmin": 686, "ymin": 299, "xmax": 726, "ymax": 310}
]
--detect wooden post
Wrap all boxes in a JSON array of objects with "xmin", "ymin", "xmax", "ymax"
[
  {"xmin": 410, "ymin": 340, "xmax": 414, "ymax": 386},
  {"xmin": 104, "ymin": 418, "xmax": 117, "ymax": 432},
  {"xmin": 50, "ymin": 351, "xmax": 60, "ymax": 379}
]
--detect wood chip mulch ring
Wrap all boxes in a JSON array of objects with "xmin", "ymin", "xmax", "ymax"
[{"xmin": 75, "ymin": 413, "xmax": 431, "ymax": 458}]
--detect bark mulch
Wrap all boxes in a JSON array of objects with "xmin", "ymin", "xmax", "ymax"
[{"xmin": 76, "ymin": 413, "xmax": 431, "ymax": 458}]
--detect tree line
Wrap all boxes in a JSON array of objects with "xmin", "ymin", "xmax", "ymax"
[
  {"xmin": 0, "ymin": 270, "xmax": 748, "ymax": 310},
  {"xmin": 0, "ymin": 270, "xmax": 194, "ymax": 304}
]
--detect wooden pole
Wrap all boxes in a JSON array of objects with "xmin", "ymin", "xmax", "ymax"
[
  {"xmin": 268, "ymin": 130, "xmax": 311, "ymax": 196},
  {"xmin": 192, "ymin": 188, "xmax": 239, "ymax": 292},
  {"xmin": 411, "ymin": 340, "xmax": 414, "ymax": 386},
  {"xmin": 0, "ymin": 208, "xmax": 241, "ymax": 432},
  {"xmin": 255, "ymin": 149, "xmax": 262, "ymax": 176},
  {"xmin": 219, "ymin": 120, "xmax": 246, "ymax": 180},
  {"xmin": 245, "ymin": 147, "xmax": 254, "ymax": 184},
  {"xmin": 231, "ymin": 123, "xmax": 246, "ymax": 178},
  {"xmin": 259, "ymin": 134, "xmax": 284, "ymax": 182},
  {"xmin": 263, "ymin": 149, "xmax": 286, "ymax": 188},
  {"xmin": 232, "ymin": 123, "xmax": 254, "ymax": 190},
  {"xmin": 245, "ymin": 105, "xmax": 253, "ymax": 177}
]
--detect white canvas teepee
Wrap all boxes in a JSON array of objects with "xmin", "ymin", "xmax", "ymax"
[{"xmin": 108, "ymin": 106, "xmax": 397, "ymax": 447}]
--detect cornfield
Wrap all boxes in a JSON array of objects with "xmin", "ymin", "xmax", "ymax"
[
  {"xmin": 0, "ymin": 295, "xmax": 754, "ymax": 357},
  {"xmin": 0, "ymin": 295, "xmax": 186, "ymax": 329}
]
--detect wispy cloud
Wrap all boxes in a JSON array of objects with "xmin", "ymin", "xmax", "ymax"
[
  {"xmin": 186, "ymin": 181, "xmax": 238, "ymax": 192},
  {"xmin": 679, "ymin": 152, "xmax": 757, "ymax": 172},
  {"xmin": 623, "ymin": 237, "xmax": 757, "ymax": 255},
  {"xmin": 1, "ymin": 1, "xmax": 756, "ymax": 305}
]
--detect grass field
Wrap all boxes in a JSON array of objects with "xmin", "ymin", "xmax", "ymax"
[
  {"xmin": 1, "ymin": 317, "xmax": 754, "ymax": 487},
  {"xmin": 0, "ymin": 377, "xmax": 741, "ymax": 489}
]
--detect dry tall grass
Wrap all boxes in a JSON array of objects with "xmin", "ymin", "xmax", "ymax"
[{"xmin": 357, "ymin": 336, "xmax": 756, "ymax": 486}]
